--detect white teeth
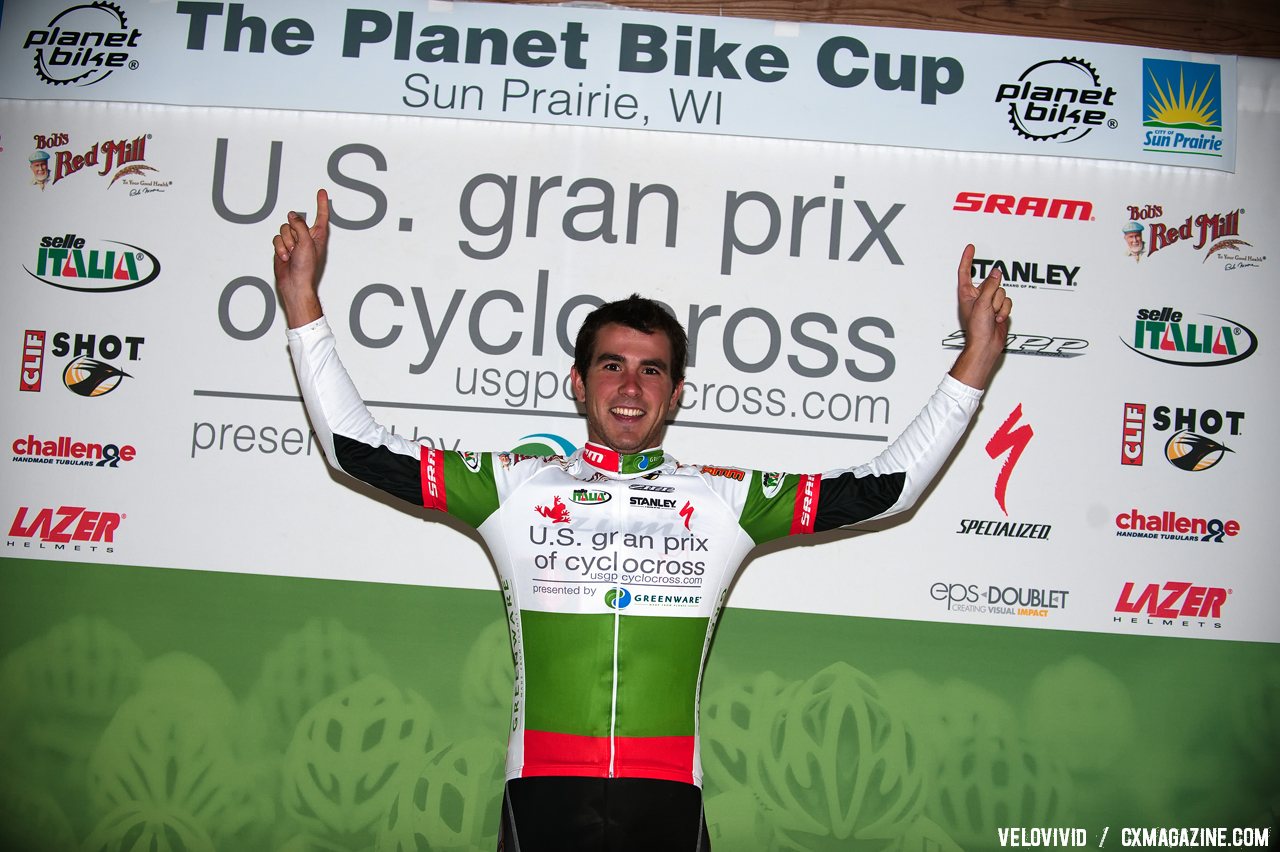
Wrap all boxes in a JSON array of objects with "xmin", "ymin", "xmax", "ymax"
[{"xmin": 612, "ymin": 407, "xmax": 644, "ymax": 417}]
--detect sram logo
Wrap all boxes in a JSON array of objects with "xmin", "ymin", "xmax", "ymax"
[
  {"xmin": 953, "ymin": 192, "xmax": 1093, "ymax": 220},
  {"xmin": 9, "ymin": 505, "xmax": 122, "ymax": 543},
  {"xmin": 1114, "ymin": 581, "xmax": 1228, "ymax": 619}
]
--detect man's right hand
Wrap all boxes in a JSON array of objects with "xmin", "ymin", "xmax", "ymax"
[{"xmin": 272, "ymin": 188, "xmax": 330, "ymax": 328}]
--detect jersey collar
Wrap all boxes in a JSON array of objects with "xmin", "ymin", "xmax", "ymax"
[{"xmin": 581, "ymin": 442, "xmax": 665, "ymax": 475}]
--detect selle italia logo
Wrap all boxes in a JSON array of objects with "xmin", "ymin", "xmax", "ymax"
[
  {"xmin": 570, "ymin": 488, "xmax": 610, "ymax": 505},
  {"xmin": 1123, "ymin": 306, "xmax": 1256, "ymax": 367},
  {"xmin": 26, "ymin": 233, "xmax": 160, "ymax": 293}
]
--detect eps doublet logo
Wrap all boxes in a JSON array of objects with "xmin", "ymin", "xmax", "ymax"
[{"xmin": 25, "ymin": 2, "xmax": 142, "ymax": 87}]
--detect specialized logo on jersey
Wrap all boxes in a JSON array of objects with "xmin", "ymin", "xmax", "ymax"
[
  {"xmin": 26, "ymin": 234, "xmax": 160, "ymax": 293},
  {"xmin": 1114, "ymin": 508, "xmax": 1239, "ymax": 543},
  {"xmin": 604, "ymin": 587, "xmax": 632, "ymax": 609},
  {"xmin": 534, "ymin": 496, "xmax": 571, "ymax": 524},
  {"xmin": 1124, "ymin": 307, "xmax": 1256, "ymax": 367},
  {"xmin": 1142, "ymin": 59, "xmax": 1224, "ymax": 159},
  {"xmin": 996, "ymin": 57, "xmax": 1116, "ymax": 143},
  {"xmin": 679, "ymin": 500, "xmax": 694, "ymax": 531}
]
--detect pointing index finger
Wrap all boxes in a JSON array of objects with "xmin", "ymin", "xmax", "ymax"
[{"xmin": 313, "ymin": 188, "xmax": 330, "ymax": 233}]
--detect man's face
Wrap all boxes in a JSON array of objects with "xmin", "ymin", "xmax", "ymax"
[
  {"xmin": 571, "ymin": 322, "xmax": 683, "ymax": 453},
  {"xmin": 30, "ymin": 160, "xmax": 48, "ymax": 181},
  {"xmin": 1125, "ymin": 231, "xmax": 1144, "ymax": 253}
]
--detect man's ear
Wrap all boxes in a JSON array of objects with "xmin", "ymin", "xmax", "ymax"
[
  {"xmin": 669, "ymin": 379, "xmax": 684, "ymax": 407},
  {"xmin": 571, "ymin": 366, "xmax": 587, "ymax": 402}
]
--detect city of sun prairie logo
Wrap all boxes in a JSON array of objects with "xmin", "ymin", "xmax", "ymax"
[{"xmin": 1142, "ymin": 59, "xmax": 1224, "ymax": 158}]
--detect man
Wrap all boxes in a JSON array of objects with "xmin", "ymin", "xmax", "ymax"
[
  {"xmin": 1122, "ymin": 220, "xmax": 1146, "ymax": 262},
  {"xmin": 274, "ymin": 189, "xmax": 1010, "ymax": 851},
  {"xmin": 29, "ymin": 150, "xmax": 51, "ymax": 190}
]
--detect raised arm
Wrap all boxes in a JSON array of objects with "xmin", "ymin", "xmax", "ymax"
[{"xmin": 948, "ymin": 243, "xmax": 1010, "ymax": 390}]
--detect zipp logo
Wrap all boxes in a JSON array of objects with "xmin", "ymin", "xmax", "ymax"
[
  {"xmin": 9, "ymin": 505, "xmax": 122, "ymax": 543},
  {"xmin": 954, "ymin": 192, "xmax": 1093, "ymax": 220}
]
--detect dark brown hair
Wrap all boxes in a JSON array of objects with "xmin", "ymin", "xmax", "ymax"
[{"xmin": 574, "ymin": 295, "xmax": 688, "ymax": 385}]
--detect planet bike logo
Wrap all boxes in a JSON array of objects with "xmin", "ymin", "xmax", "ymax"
[
  {"xmin": 967, "ymin": 257, "xmax": 1080, "ymax": 292},
  {"xmin": 29, "ymin": 132, "xmax": 165, "ymax": 194},
  {"xmin": 930, "ymin": 581, "xmax": 1069, "ymax": 618},
  {"xmin": 570, "ymin": 488, "xmax": 610, "ymax": 505},
  {"xmin": 604, "ymin": 587, "xmax": 632, "ymax": 609},
  {"xmin": 995, "ymin": 57, "xmax": 1116, "ymax": 142},
  {"xmin": 24, "ymin": 2, "xmax": 142, "ymax": 87},
  {"xmin": 12, "ymin": 434, "xmax": 137, "ymax": 468},
  {"xmin": 8, "ymin": 505, "xmax": 121, "ymax": 552},
  {"xmin": 942, "ymin": 330, "xmax": 1089, "ymax": 358},
  {"xmin": 953, "ymin": 192, "xmax": 1093, "ymax": 221},
  {"xmin": 1113, "ymin": 580, "xmax": 1228, "ymax": 630},
  {"xmin": 26, "ymin": 233, "xmax": 160, "ymax": 293},
  {"xmin": 1114, "ymin": 508, "xmax": 1240, "ymax": 543},
  {"xmin": 19, "ymin": 330, "xmax": 144, "ymax": 397},
  {"xmin": 1142, "ymin": 59, "xmax": 1224, "ymax": 159},
  {"xmin": 1123, "ymin": 307, "xmax": 1256, "ymax": 367},
  {"xmin": 1120, "ymin": 403, "xmax": 1242, "ymax": 471}
]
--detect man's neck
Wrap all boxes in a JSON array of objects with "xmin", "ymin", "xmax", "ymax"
[{"xmin": 582, "ymin": 442, "xmax": 665, "ymax": 474}]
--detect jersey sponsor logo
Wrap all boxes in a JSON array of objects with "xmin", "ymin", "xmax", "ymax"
[
  {"xmin": 421, "ymin": 447, "xmax": 446, "ymax": 511},
  {"xmin": 953, "ymin": 191, "xmax": 1093, "ymax": 220},
  {"xmin": 629, "ymin": 496, "xmax": 677, "ymax": 509},
  {"xmin": 27, "ymin": 234, "xmax": 161, "ymax": 294},
  {"xmin": 604, "ymin": 587, "xmax": 632, "ymax": 609},
  {"xmin": 570, "ymin": 488, "xmax": 611, "ymax": 505},
  {"xmin": 535, "ymin": 496, "xmax": 571, "ymax": 524},
  {"xmin": 629, "ymin": 483, "xmax": 674, "ymax": 493},
  {"xmin": 760, "ymin": 471, "xmax": 784, "ymax": 499},
  {"xmin": 790, "ymin": 474, "xmax": 819, "ymax": 535},
  {"xmin": 1114, "ymin": 508, "xmax": 1239, "ymax": 543},
  {"xmin": 457, "ymin": 450, "xmax": 483, "ymax": 472},
  {"xmin": 679, "ymin": 500, "xmax": 694, "ymax": 531},
  {"xmin": 699, "ymin": 465, "xmax": 744, "ymax": 481},
  {"xmin": 9, "ymin": 505, "xmax": 122, "ymax": 544},
  {"xmin": 986, "ymin": 404, "xmax": 1032, "ymax": 516},
  {"xmin": 1124, "ymin": 306, "xmax": 1256, "ymax": 367},
  {"xmin": 1113, "ymin": 580, "xmax": 1228, "ymax": 630},
  {"xmin": 19, "ymin": 330, "xmax": 46, "ymax": 392},
  {"xmin": 996, "ymin": 57, "xmax": 1115, "ymax": 143}
]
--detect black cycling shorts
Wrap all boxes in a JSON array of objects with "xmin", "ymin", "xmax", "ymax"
[{"xmin": 497, "ymin": 776, "xmax": 711, "ymax": 852}]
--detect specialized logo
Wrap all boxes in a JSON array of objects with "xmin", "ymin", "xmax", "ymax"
[
  {"xmin": 604, "ymin": 587, "xmax": 632, "ymax": 610},
  {"xmin": 1124, "ymin": 307, "xmax": 1256, "ymax": 367},
  {"xmin": 19, "ymin": 331, "xmax": 46, "ymax": 392},
  {"xmin": 1142, "ymin": 59, "xmax": 1224, "ymax": 158},
  {"xmin": 955, "ymin": 519, "xmax": 1051, "ymax": 540},
  {"xmin": 1114, "ymin": 581, "xmax": 1228, "ymax": 623},
  {"xmin": 954, "ymin": 192, "xmax": 1093, "ymax": 221},
  {"xmin": 24, "ymin": 2, "xmax": 142, "ymax": 87},
  {"xmin": 1121, "ymin": 404, "xmax": 1242, "ymax": 471},
  {"xmin": 26, "ymin": 234, "xmax": 160, "ymax": 293},
  {"xmin": 986, "ymin": 404, "xmax": 1032, "ymax": 516},
  {"xmin": 969, "ymin": 257, "xmax": 1079, "ymax": 291},
  {"xmin": 943, "ymin": 330, "xmax": 1088, "ymax": 358},
  {"xmin": 679, "ymin": 500, "xmax": 694, "ymax": 531},
  {"xmin": 9, "ymin": 505, "xmax": 122, "ymax": 544},
  {"xmin": 12, "ymin": 435, "xmax": 136, "ymax": 468},
  {"xmin": 1115, "ymin": 508, "xmax": 1239, "ymax": 543},
  {"xmin": 931, "ymin": 582, "xmax": 1069, "ymax": 617},
  {"xmin": 570, "ymin": 488, "xmax": 611, "ymax": 505},
  {"xmin": 996, "ymin": 57, "xmax": 1116, "ymax": 142},
  {"xmin": 534, "ymin": 496, "xmax": 571, "ymax": 524}
]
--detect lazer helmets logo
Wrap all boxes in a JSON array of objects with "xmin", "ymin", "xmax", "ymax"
[
  {"xmin": 1114, "ymin": 580, "xmax": 1228, "ymax": 630},
  {"xmin": 23, "ymin": 2, "xmax": 142, "ymax": 87},
  {"xmin": 1142, "ymin": 59, "xmax": 1224, "ymax": 159},
  {"xmin": 1124, "ymin": 307, "xmax": 1256, "ymax": 366},
  {"xmin": 26, "ymin": 234, "xmax": 160, "ymax": 293},
  {"xmin": 995, "ymin": 57, "xmax": 1116, "ymax": 142},
  {"xmin": 8, "ymin": 505, "xmax": 122, "ymax": 552},
  {"xmin": 17, "ymin": 330, "xmax": 143, "ymax": 397},
  {"xmin": 1120, "ymin": 403, "xmax": 1242, "ymax": 471}
]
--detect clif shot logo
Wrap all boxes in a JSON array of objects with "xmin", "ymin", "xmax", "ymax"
[
  {"xmin": 1120, "ymin": 403, "xmax": 1241, "ymax": 472},
  {"xmin": 995, "ymin": 57, "xmax": 1116, "ymax": 143},
  {"xmin": 19, "ymin": 330, "xmax": 144, "ymax": 397},
  {"xmin": 1142, "ymin": 58, "xmax": 1224, "ymax": 158},
  {"xmin": 26, "ymin": 233, "xmax": 160, "ymax": 293},
  {"xmin": 1123, "ymin": 306, "xmax": 1256, "ymax": 367},
  {"xmin": 23, "ymin": 2, "xmax": 142, "ymax": 87}
]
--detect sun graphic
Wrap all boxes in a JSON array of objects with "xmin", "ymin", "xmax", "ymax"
[{"xmin": 1145, "ymin": 66, "xmax": 1221, "ymax": 130}]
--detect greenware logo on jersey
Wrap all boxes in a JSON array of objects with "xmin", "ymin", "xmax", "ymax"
[
  {"xmin": 605, "ymin": 588, "xmax": 632, "ymax": 609},
  {"xmin": 571, "ymin": 488, "xmax": 611, "ymax": 505}
]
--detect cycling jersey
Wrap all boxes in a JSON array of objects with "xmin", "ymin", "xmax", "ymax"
[{"xmin": 288, "ymin": 317, "xmax": 982, "ymax": 787}]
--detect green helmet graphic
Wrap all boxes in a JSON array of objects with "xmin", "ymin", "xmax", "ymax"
[
  {"xmin": 80, "ymin": 802, "xmax": 216, "ymax": 852},
  {"xmin": 700, "ymin": 671, "xmax": 798, "ymax": 798},
  {"xmin": 0, "ymin": 774, "xmax": 77, "ymax": 852},
  {"xmin": 247, "ymin": 618, "xmax": 390, "ymax": 751},
  {"xmin": 928, "ymin": 734, "xmax": 1074, "ymax": 850},
  {"xmin": 459, "ymin": 619, "xmax": 516, "ymax": 734},
  {"xmin": 376, "ymin": 737, "xmax": 505, "ymax": 852},
  {"xmin": 137, "ymin": 652, "xmax": 238, "ymax": 728},
  {"xmin": 756, "ymin": 663, "xmax": 926, "ymax": 849},
  {"xmin": 1026, "ymin": 656, "xmax": 1135, "ymax": 776},
  {"xmin": 282, "ymin": 674, "xmax": 438, "ymax": 843},
  {"xmin": 87, "ymin": 691, "xmax": 240, "ymax": 833}
]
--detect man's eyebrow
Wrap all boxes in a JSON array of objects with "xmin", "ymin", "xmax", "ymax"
[{"xmin": 594, "ymin": 352, "xmax": 669, "ymax": 371}]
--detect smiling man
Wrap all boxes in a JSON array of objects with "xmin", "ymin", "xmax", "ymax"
[{"xmin": 275, "ymin": 189, "xmax": 1009, "ymax": 852}]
